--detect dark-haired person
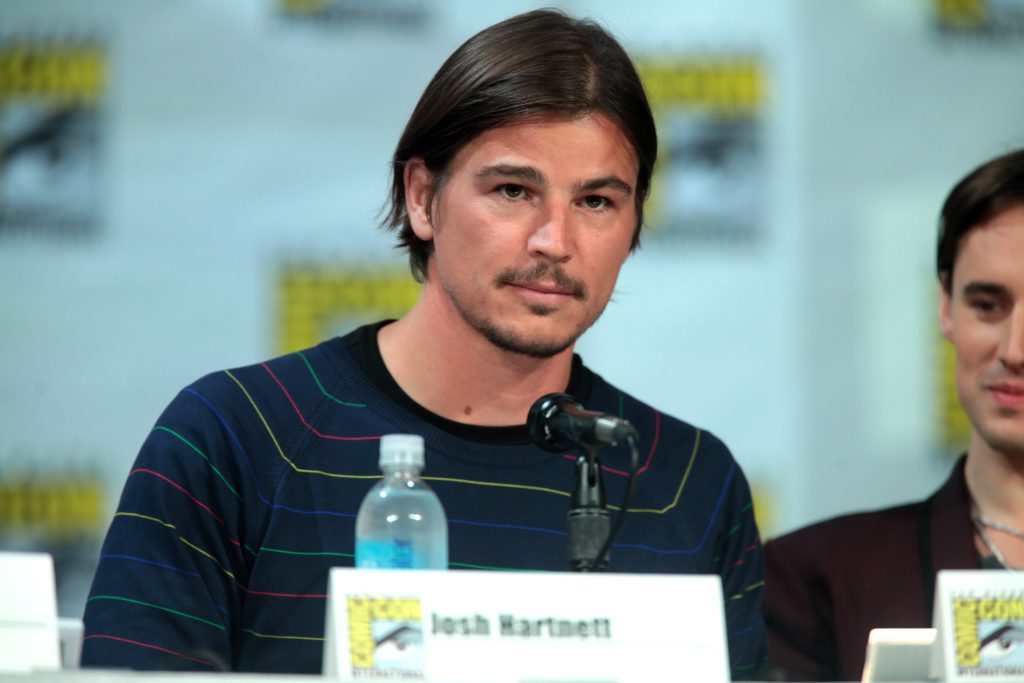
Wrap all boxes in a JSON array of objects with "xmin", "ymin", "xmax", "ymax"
[
  {"xmin": 82, "ymin": 9, "xmax": 764, "ymax": 676},
  {"xmin": 765, "ymin": 148, "xmax": 1024, "ymax": 682}
]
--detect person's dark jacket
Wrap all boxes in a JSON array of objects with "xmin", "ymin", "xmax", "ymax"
[{"xmin": 765, "ymin": 458, "xmax": 978, "ymax": 681}]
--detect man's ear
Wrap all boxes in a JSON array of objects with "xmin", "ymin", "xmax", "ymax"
[
  {"xmin": 940, "ymin": 281, "xmax": 954, "ymax": 342},
  {"xmin": 404, "ymin": 159, "xmax": 435, "ymax": 242}
]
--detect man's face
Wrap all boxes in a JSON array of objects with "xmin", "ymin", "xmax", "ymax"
[
  {"xmin": 941, "ymin": 204, "xmax": 1024, "ymax": 458},
  {"xmin": 407, "ymin": 114, "xmax": 639, "ymax": 358}
]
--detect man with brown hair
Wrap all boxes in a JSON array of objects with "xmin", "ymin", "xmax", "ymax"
[
  {"xmin": 766, "ymin": 148, "xmax": 1024, "ymax": 682},
  {"xmin": 83, "ymin": 10, "xmax": 764, "ymax": 675}
]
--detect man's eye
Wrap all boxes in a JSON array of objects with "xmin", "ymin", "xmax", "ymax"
[
  {"xmin": 583, "ymin": 195, "xmax": 609, "ymax": 210},
  {"xmin": 969, "ymin": 299, "xmax": 999, "ymax": 314},
  {"xmin": 498, "ymin": 184, "xmax": 526, "ymax": 200}
]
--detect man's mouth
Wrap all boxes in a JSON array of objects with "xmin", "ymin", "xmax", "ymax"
[
  {"xmin": 496, "ymin": 265, "xmax": 586, "ymax": 300},
  {"xmin": 987, "ymin": 381, "xmax": 1024, "ymax": 408},
  {"xmin": 512, "ymin": 282, "xmax": 572, "ymax": 296}
]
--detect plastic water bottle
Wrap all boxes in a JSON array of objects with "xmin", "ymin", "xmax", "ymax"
[{"xmin": 355, "ymin": 434, "xmax": 448, "ymax": 569}]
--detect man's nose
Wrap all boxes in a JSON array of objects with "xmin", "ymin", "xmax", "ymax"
[
  {"xmin": 1001, "ymin": 305, "xmax": 1024, "ymax": 372},
  {"xmin": 526, "ymin": 203, "xmax": 573, "ymax": 263}
]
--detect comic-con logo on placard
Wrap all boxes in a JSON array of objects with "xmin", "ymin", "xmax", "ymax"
[
  {"xmin": 953, "ymin": 596, "xmax": 1024, "ymax": 675},
  {"xmin": 347, "ymin": 595, "xmax": 425, "ymax": 679}
]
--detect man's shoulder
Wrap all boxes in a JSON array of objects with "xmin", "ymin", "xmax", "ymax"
[
  {"xmin": 776, "ymin": 499, "xmax": 924, "ymax": 540},
  {"xmin": 178, "ymin": 337, "xmax": 357, "ymax": 409},
  {"xmin": 768, "ymin": 457, "xmax": 971, "ymax": 554},
  {"xmin": 585, "ymin": 365, "xmax": 733, "ymax": 460},
  {"xmin": 766, "ymin": 498, "xmax": 926, "ymax": 569}
]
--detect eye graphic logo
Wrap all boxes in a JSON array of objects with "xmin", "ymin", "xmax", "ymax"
[
  {"xmin": 953, "ymin": 597, "xmax": 1024, "ymax": 675},
  {"xmin": 979, "ymin": 623, "xmax": 1024, "ymax": 667},
  {"xmin": 347, "ymin": 596, "xmax": 425, "ymax": 679}
]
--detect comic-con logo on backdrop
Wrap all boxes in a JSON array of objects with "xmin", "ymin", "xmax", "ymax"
[
  {"xmin": 637, "ymin": 55, "xmax": 767, "ymax": 247},
  {"xmin": 275, "ymin": 0, "xmax": 432, "ymax": 30},
  {"xmin": 277, "ymin": 260, "xmax": 421, "ymax": 354},
  {"xmin": 933, "ymin": 0, "xmax": 1024, "ymax": 39},
  {"xmin": 0, "ymin": 33, "xmax": 107, "ymax": 241},
  {"xmin": 937, "ymin": 326, "xmax": 972, "ymax": 456}
]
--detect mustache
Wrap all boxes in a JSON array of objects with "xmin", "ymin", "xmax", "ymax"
[
  {"xmin": 982, "ymin": 365, "xmax": 1024, "ymax": 385},
  {"xmin": 494, "ymin": 263, "xmax": 587, "ymax": 300}
]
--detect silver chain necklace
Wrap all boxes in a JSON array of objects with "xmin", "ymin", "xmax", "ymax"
[
  {"xmin": 971, "ymin": 507, "xmax": 1024, "ymax": 570},
  {"xmin": 972, "ymin": 508, "xmax": 1024, "ymax": 539}
]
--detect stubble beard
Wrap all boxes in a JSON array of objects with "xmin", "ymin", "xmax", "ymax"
[
  {"xmin": 974, "ymin": 417, "xmax": 1024, "ymax": 460},
  {"xmin": 969, "ymin": 368, "xmax": 1024, "ymax": 459},
  {"xmin": 473, "ymin": 311, "xmax": 584, "ymax": 359},
  {"xmin": 446, "ymin": 263, "xmax": 602, "ymax": 359}
]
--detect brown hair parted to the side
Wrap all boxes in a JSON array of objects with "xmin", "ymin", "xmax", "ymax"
[
  {"xmin": 381, "ymin": 8, "xmax": 658, "ymax": 281},
  {"xmin": 938, "ymin": 149, "xmax": 1024, "ymax": 293}
]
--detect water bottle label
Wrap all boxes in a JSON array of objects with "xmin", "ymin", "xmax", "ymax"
[{"xmin": 356, "ymin": 538, "xmax": 424, "ymax": 569}]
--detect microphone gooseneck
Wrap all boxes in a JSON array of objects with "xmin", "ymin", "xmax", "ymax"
[
  {"xmin": 566, "ymin": 450, "xmax": 610, "ymax": 572},
  {"xmin": 527, "ymin": 393, "xmax": 640, "ymax": 572}
]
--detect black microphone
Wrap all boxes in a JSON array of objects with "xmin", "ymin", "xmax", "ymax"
[
  {"xmin": 528, "ymin": 393, "xmax": 639, "ymax": 572},
  {"xmin": 527, "ymin": 393, "xmax": 638, "ymax": 452}
]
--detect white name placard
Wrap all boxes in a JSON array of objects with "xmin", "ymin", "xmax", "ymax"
[
  {"xmin": 324, "ymin": 568, "xmax": 729, "ymax": 683},
  {"xmin": 0, "ymin": 551, "xmax": 61, "ymax": 673},
  {"xmin": 933, "ymin": 570, "xmax": 1024, "ymax": 681}
]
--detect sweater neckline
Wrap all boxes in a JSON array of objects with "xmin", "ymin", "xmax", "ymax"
[{"xmin": 329, "ymin": 320, "xmax": 592, "ymax": 448}]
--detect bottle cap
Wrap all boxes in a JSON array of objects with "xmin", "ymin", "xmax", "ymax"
[{"xmin": 379, "ymin": 434, "xmax": 425, "ymax": 469}]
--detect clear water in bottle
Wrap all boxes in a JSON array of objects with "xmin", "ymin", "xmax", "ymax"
[{"xmin": 355, "ymin": 434, "xmax": 448, "ymax": 569}]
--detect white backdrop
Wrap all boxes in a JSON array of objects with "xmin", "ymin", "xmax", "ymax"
[{"xmin": 2, "ymin": 0, "xmax": 1023, "ymax": 615}]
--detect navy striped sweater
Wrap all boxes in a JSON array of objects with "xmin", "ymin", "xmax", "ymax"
[{"xmin": 82, "ymin": 329, "xmax": 766, "ymax": 677}]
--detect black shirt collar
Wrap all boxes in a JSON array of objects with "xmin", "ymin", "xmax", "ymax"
[{"xmin": 341, "ymin": 320, "xmax": 591, "ymax": 445}]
